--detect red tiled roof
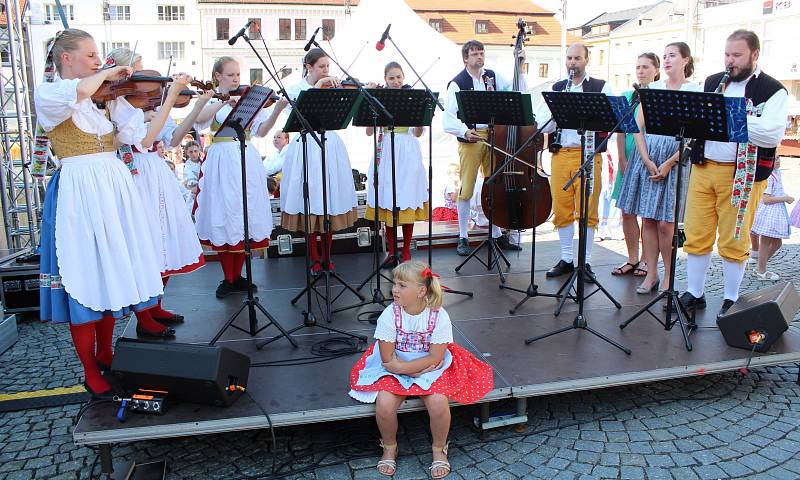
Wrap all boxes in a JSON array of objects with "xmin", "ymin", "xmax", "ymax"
[
  {"xmin": 198, "ymin": 0, "xmax": 359, "ymax": 4},
  {"xmin": 406, "ymin": 0, "xmax": 551, "ymax": 15}
]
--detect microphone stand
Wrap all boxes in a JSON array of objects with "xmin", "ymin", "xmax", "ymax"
[{"xmin": 384, "ymin": 33, "xmax": 472, "ymax": 298}]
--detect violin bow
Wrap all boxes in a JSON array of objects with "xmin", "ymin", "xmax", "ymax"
[
  {"xmin": 410, "ymin": 57, "xmax": 440, "ymax": 88},
  {"xmin": 159, "ymin": 54, "xmax": 173, "ymax": 106},
  {"xmin": 478, "ymin": 140, "xmax": 536, "ymax": 171}
]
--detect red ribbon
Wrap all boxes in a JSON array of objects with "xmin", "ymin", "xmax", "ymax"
[{"xmin": 421, "ymin": 267, "xmax": 439, "ymax": 279}]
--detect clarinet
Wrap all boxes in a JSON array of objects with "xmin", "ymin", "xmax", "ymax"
[
  {"xmin": 548, "ymin": 69, "xmax": 574, "ymax": 153},
  {"xmin": 683, "ymin": 67, "xmax": 732, "ymax": 165}
]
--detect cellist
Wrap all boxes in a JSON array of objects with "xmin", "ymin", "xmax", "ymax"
[{"xmin": 443, "ymin": 40, "xmax": 524, "ymax": 257}]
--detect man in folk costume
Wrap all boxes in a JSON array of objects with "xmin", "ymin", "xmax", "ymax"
[
  {"xmin": 680, "ymin": 29, "xmax": 789, "ymax": 318},
  {"xmin": 535, "ymin": 43, "xmax": 613, "ymax": 283},
  {"xmin": 444, "ymin": 40, "xmax": 524, "ymax": 256}
]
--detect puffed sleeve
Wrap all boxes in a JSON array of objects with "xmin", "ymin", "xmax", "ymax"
[
  {"xmin": 249, "ymin": 107, "xmax": 270, "ymax": 138},
  {"xmin": 373, "ymin": 305, "xmax": 398, "ymax": 343},
  {"xmin": 193, "ymin": 99, "xmax": 218, "ymax": 132},
  {"xmin": 429, "ymin": 308, "xmax": 454, "ymax": 344},
  {"xmin": 159, "ymin": 115, "xmax": 179, "ymax": 146},
  {"xmin": 108, "ymin": 97, "xmax": 147, "ymax": 149},
  {"xmin": 33, "ymin": 79, "xmax": 83, "ymax": 131}
]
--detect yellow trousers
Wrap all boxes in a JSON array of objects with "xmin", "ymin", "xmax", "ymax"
[
  {"xmin": 550, "ymin": 148, "xmax": 602, "ymax": 228},
  {"xmin": 683, "ymin": 160, "xmax": 767, "ymax": 262},
  {"xmin": 457, "ymin": 129, "xmax": 491, "ymax": 201}
]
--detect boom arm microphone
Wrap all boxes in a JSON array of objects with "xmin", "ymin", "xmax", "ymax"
[
  {"xmin": 228, "ymin": 20, "xmax": 254, "ymax": 46},
  {"xmin": 304, "ymin": 27, "xmax": 321, "ymax": 52},
  {"xmin": 375, "ymin": 24, "xmax": 391, "ymax": 51}
]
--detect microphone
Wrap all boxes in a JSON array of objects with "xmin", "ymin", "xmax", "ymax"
[
  {"xmin": 304, "ymin": 27, "xmax": 321, "ymax": 52},
  {"xmin": 375, "ymin": 24, "xmax": 391, "ymax": 51},
  {"xmin": 228, "ymin": 20, "xmax": 253, "ymax": 46},
  {"xmin": 631, "ymin": 83, "xmax": 641, "ymax": 104}
]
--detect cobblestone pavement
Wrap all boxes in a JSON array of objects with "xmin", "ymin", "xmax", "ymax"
[{"xmin": 2, "ymin": 161, "xmax": 800, "ymax": 479}]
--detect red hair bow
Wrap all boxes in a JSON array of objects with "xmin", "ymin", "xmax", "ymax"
[{"xmin": 421, "ymin": 267, "xmax": 439, "ymax": 279}]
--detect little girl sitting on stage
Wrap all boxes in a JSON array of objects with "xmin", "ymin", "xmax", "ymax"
[{"xmin": 349, "ymin": 261, "xmax": 493, "ymax": 478}]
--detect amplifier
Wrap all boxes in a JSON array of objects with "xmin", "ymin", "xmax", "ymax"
[{"xmin": 717, "ymin": 282, "xmax": 800, "ymax": 352}]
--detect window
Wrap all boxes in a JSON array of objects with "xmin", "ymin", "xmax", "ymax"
[
  {"xmin": 101, "ymin": 41, "xmax": 130, "ymax": 58},
  {"xmin": 429, "ymin": 19, "xmax": 442, "ymax": 32},
  {"xmin": 216, "ymin": 18, "xmax": 229, "ymax": 41},
  {"xmin": 614, "ymin": 74, "xmax": 620, "ymax": 87},
  {"xmin": 538, "ymin": 63, "xmax": 549, "ymax": 78},
  {"xmin": 295, "ymin": 19, "xmax": 307, "ymax": 40},
  {"xmin": 322, "ymin": 19, "xmax": 335, "ymax": 40},
  {"xmin": 626, "ymin": 74, "xmax": 631, "ymax": 87},
  {"xmin": 157, "ymin": 5, "xmax": 185, "ymax": 21},
  {"xmin": 103, "ymin": 4, "xmax": 130, "ymax": 21},
  {"xmin": 250, "ymin": 68, "xmax": 263, "ymax": 85},
  {"xmin": 475, "ymin": 20, "xmax": 489, "ymax": 34},
  {"xmin": 158, "ymin": 41, "xmax": 185, "ymax": 60},
  {"xmin": 598, "ymin": 49, "xmax": 605, "ymax": 65},
  {"xmin": 248, "ymin": 19, "xmax": 261, "ymax": 40},
  {"xmin": 44, "ymin": 4, "xmax": 74, "ymax": 22},
  {"xmin": 279, "ymin": 18, "xmax": 291, "ymax": 40}
]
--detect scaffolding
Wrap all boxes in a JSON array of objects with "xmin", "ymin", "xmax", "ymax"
[{"xmin": 0, "ymin": 0, "xmax": 39, "ymax": 253}]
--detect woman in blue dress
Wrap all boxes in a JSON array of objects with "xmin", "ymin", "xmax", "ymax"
[{"xmin": 617, "ymin": 43, "xmax": 701, "ymax": 294}]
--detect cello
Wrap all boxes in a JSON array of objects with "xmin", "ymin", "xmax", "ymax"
[{"xmin": 481, "ymin": 19, "xmax": 551, "ymax": 230}]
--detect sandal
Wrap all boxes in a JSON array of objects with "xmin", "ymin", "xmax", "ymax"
[
  {"xmin": 633, "ymin": 262, "xmax": 648, "ymax": 277},
  {"xmin": 612, "ymin": 262, "xmax": 638, "ymax": 276},
  {"xmin": 430, "ymin": 442, "xmax": 451, "ymax": 479},
  {"xmin": 377, "ymin": 440, "xmax": 397, "ymax": 476}
]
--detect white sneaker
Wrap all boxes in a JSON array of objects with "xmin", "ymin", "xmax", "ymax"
[
  {"xmin": 754, "ymin": 271, "xmax": 780, "ymax": 281},
  {"xmin": 747, "ymin": 257, "xmax": 758, "ymax": 265}
]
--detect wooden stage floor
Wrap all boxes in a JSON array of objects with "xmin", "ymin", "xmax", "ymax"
[{"xmin": 74, "ymin": 240, "xmax": 800, "ymax": 446}]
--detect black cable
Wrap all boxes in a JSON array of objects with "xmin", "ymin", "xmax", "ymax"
[
  {"xmin": 251, "ymin": 336, "xmax": 365, "ymax": 368},
  {"xmin": 246, "ymin": 390, "xmax": 277, "ymax": 475}
]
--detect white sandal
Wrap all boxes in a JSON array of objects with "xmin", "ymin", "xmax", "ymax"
[
  {"xmin": 430, "ymin": 442, "xmax": 451, "ymax": 479},
  {"xmin": 377, "ymin": 440, "xmax": 397, "ymax": 477},
  {"xmin": 754, "ymin": 270, "xmax": 780, "ymax": 281}
]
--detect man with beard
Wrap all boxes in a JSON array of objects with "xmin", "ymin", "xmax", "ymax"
[
  {"xmin": 680, "ymin": 29, "xmax": 789, "ymax": 319},
  {"xmin": 444, "ymin": 40, "xmax": 524, "ymax": 256},
  {"xmin": 535, "ymin": 43, "xmax": 613, "ymax": 284}
]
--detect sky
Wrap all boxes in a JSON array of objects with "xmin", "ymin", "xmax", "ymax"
[{"xmin": 533, "ymin": 0, "xmax": 669, "ymax": 28}]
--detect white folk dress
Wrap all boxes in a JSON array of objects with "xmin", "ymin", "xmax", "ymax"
[
  {"xmin": 279, "ymin": 79, "xmax": 358, "ymax": 232},
  {"xmin": 36, "ymin": 79, "xmax": 163, "ymax": 324},
  {"xmin": 365, "ymin": 127, "xmax": 429, "ymax": 226},
  {"xmin": 132, "ymin": 116, "xmax": 204, "ymax": 275},
  {"xmin": 193, "ymin": 100, "xmax": 273, "ymax": 251}
]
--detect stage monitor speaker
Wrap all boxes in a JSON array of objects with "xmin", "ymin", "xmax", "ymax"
[
  {"xmin": 111, "ymin": 338, "xmax": 250, "ymax": 407},
  {"xmin": 716, "ymin": 282, "xmax": 799, "ymax": 352}
]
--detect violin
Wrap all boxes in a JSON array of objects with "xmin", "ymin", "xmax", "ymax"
[
  {"xmin": 91, "ymin": 69, "xmax": 172, "ymax": 105},
  {"xmin": 319, "ymin": 77, "xmax": 361, "ymax": 89}
]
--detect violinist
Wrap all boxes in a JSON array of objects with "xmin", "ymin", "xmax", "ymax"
[
  {"xmin": 365, "ymin": 62, "xmax": 428, "ymax": 267},
  {"xmin": 35, "ymin": 29, "xmax": 179, "ymax": 398},
  {"xmin": 535, "ymin": 43, "xmax": 613, "ymax": 283},
  {"xmin": 444, "ymin": 40, "xmax": 523, "ymax": 257},
  {"xmin": 192, "ymin": 56, "xmax": 276, "ymax": 299},
  {"xmin": 261, "ymin": 48, "xmax": 358, "ymax": 275},
  {"xmin": 106, "ymin": 48, "xmax": 210, "ymax": 336}
]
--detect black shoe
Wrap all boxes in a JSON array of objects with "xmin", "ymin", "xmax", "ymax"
[
  {"xmin": 95, "ymin": 359, "xmax": 111, "ymax": 374},
  {"xmin": 136, "ymin": 324, "xmax": 176, "ymax": 338},
  {"xmin": 153, "ymin": 313, "xmax": 184, "ymax": 325},
  {"xmin": 673, "ymin": 292, "xmax": 706, "ymax": 312},
  {"xmin": 216, "ymin": 280, "xmax": 236, "ymax": 298},
  {"xmin": 233, "ymin": 276, "xmax": 257, "ymax": 292},
  {"xmin": 83, "ymin": 381, "xmax": 117, "ymax": 401},
  {"xmin": 717, "ymin": 299, "xmax": 735, "ymax": 318},
  {"xmin": 456, "ymin": 238, "xmax": 470, "ymax": 256},
  {"xmin": 584, "ymin": 264, "xmax": 596, "ymax": 284},
  {"xmin": 546, "ymin": 260, "xmax": 575, "ymax": 278},
  {"xmin": 380, "ymin": 255, "xmax": 399, "ymax": 270},
  {"xmin": 495, "ymin": 234, "xmax": 522, "ymax": 251}
]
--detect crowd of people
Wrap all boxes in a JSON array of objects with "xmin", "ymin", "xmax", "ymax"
[{"xmin": 35, "ymin": 25, "xmax": 794, "ymax": 480}]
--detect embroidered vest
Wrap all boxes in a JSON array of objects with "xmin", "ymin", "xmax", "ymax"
[
  {"xmin": 47, "ymin": 117, "xmax": 115, "ymax": 159},
  {"xmin": 691, "ymin": 70, "xmax": 786, "ymax": 180},
  {"xmin": 547, "ymin": 77, "xmax": 609, "ymax": 153},
  {"xmin": 393, "ymin": 304, "xmax": 440, "ymax": 353}
]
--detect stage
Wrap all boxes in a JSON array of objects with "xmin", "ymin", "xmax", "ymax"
[{"xmin": 73, "ymin": 239, "xmax": 800, "ymax": 459}]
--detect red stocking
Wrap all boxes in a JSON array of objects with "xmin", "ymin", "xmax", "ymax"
[
  {"xmin": 323, "ymin": 232, "xmax": 333, "ymax": 266},
  {"xmin": 232, "ymin": 252, "xmax": 246, "ymax": 280},
  {"xmin": 308, "ymin": 233, "xmax": 321, "ymax": 264},
  {"xmin": 136, "ymin": 307, "xmax": 167, "ymax": 334},
  {"xmin": 218, "ymin": 252, "xmax": 235, "ymax": 283},
  {"xmin": 402, "ymin": 224, "xmax": 414, "ymax": 262},
  {"xmin": 151, "ymin": 276, "xmax": 176, "ymax": 319},
  {"xmin": 70, "ymin": 322, "xmax": 110, "ymax": 393},
  {"xmin": 385, "ymin": 226, "xmax": 396, "ymax": 256},
  {"xmin": 94, "ymin": 315, "xmax": 115, "ymax": 367}
]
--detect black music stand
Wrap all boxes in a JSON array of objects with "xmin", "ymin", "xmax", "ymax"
[
  {"xmin": 525, "ymin": 91, "xmax": 633, "ymax": 354},
  {"xmin": 453, "ymin": 91, "xmax": 534, "ymax": 283},
  {"xmin": 261, "ymin": 88, "xmax": 367, "ymax": 346},
  {"xmin": 332, "ymin": 88, "xmax": 438, "ymax": 315},
  {"xmin": 208, "ymin": 85, "xmax": 297, "ymax": 348},
  {"xmin": 619, "ymin": 90, "xmax": 746, "ymax": 352}
]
